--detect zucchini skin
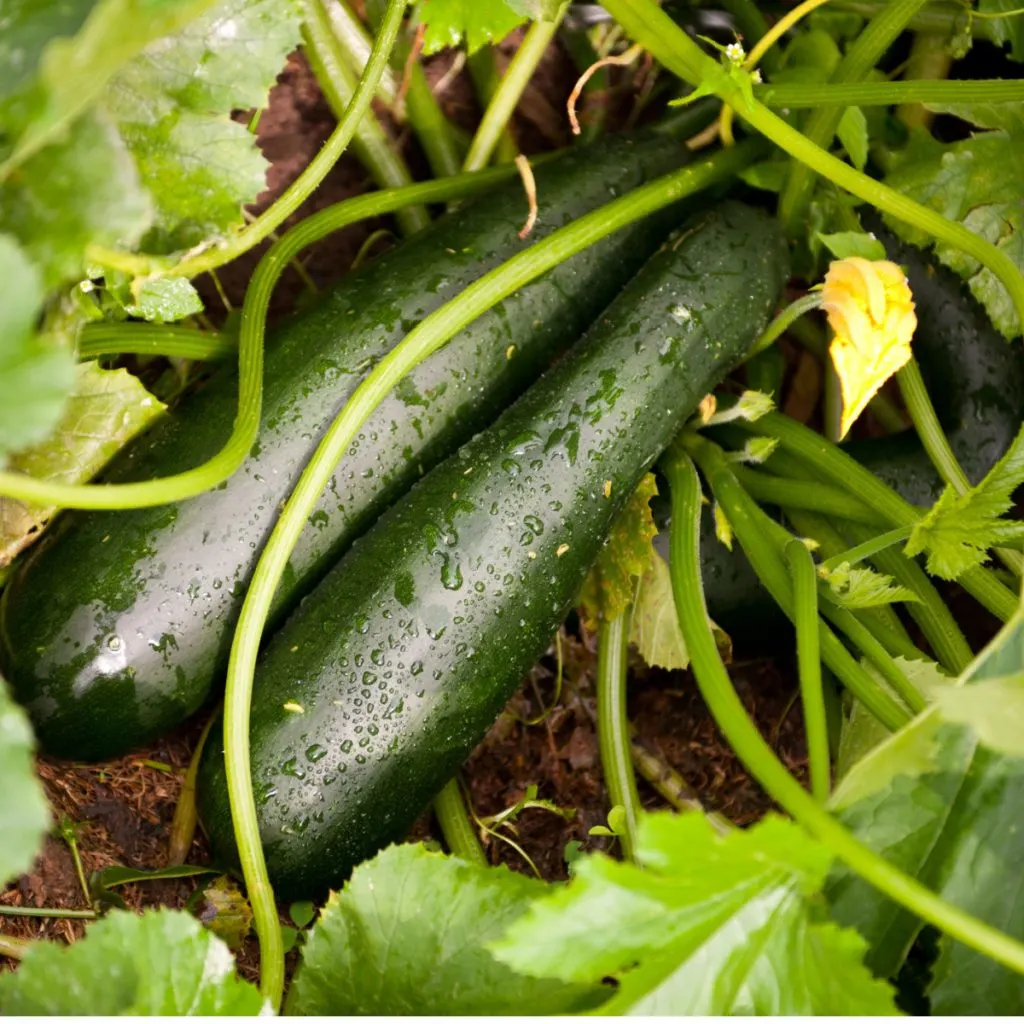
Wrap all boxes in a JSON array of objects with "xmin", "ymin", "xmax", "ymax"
[
  {"xmin": 197, "ymin": 202, "xmax": 789, "ymax": 899},
  {"xmin": 0, "ymin": 132, "xmax": 691, "ymax": 761}
]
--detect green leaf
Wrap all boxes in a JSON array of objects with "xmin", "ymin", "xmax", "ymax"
[
  {"xmin": 0, "ymin": 235, "xmax": 76, "ymax": 462},
  {"xmin": 0, "ymin": 360, "xmax": 163, "ymax": 566},
  {"xmin": 885, "ymin": 128, "xmax": 1024, "ymax": 338},
  {"xmin": 828, "ymin": 610, "xmax": 1024, "ymax": 1012},
  {"xmin": 287, "ymin": 843, "xmax": 597, "ymax": 1015},
  {"xmin": 837, "ymin": 105, "xmax": 868, "ymax": 170},
  {"xmin": 492, "ymin": 813, "xmax": 897, "ymax": 1015},
  {"xmin": 738, "ymin": 159, "xmax": 788, "ymax": 193},
  {"xmin": 819, "ymin": 231, "xmax": 888, "ymax": 262},
  {"xmin": 103, "ymin": 0, "xmax": 301, "ymax": 254},
  {"xmin": 124, "ymin": 278, "xmax": 203, "ymax": 322},
  {"xmin": 0, "ymin": 908, "xmax": 265, "ymax": 1014},
  {"xmin": 923, "ymin": 100, "xmax": 1024, "ymax": 134},
  {"xmin": 820, "ymin": 561, "xmax": 919, "ymax": 609},
  {"xmin": 192, "ymin": 876, "xmax": 253, "ymax": 951},
  {"xmin": 630, "ymin": 551, "xmax": 731, "ymax": 671},
  {"xmin": 979, "ymin": 0, "xmax": 1024, "ymax": 60},
  {"xmin": 89, "ymin": 862, "xmax": 216, "ymax": 911},
  {"xmin": 0, "ymin": 110, "xmax": 150, "ymax": 289},
  {"xmin": 578, "ymin": 473, "xmax": 658, "ymax": 630},
  {"xmin": 931, "ymin": 673, "xmax": 1024, "ymax": 757},
  {"xmin": 0, "ymin": 673, "xmax": 49, "ymax": 887},
  {"xmin": 904, "ymin": 421, "xmax": 1024, "ymax": 579},
  {"xmin": 0, "ymin": 0, "xmax": 219, "ymax": 168},
  {"xmin": 418, "ymin": 0, "xmax": 529, "ymax": 55}
]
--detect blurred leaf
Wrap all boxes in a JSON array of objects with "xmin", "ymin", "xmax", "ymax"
[
  {"xmin": 980, "ymin": 0, "xmax": 1024, "ymax": 60},
  {"xmin": 0, "ymin": 673, "xmax": 50, "ymax": 887},
  {"xmin": 0, "ymin": 908, "xmax": 264, "ymax": 1014},
  {"xmin": 837, "ymin": 105, "xmax": 868, "ymax": 170},
  {"xmin": 0, "ymin": 361, "xmax": 164, "ymax": 567},
  {"xmin": 0, "ymin": 110, "xmax": 150, "ymax": 290},
  {"xmin": 418, "ymin": 0, "xmax": 529, "ymax": 55},
  {"xmin": 0, "ymin": 234, "xmax": 75, "ymax": 462},
  {"xmin": 493, "ymin": 813, "xmax": 897, "ymax": 1014},
  {"xmin": 287, "ymin": 843, "xmax": 597, "ymax": 1015},
  {"xmin": 0, "ymin": 0, "xmax": 218, "ymax": 167},
  {"xmin": 124, "ymin": 278, "xmax": 203, "ymax": 322},
  {"xmin": 629, "ymin": 551, "xmax": 731, "ymax": 671},
  {"xmin": 578, "ymin": 473, "xmax": 657, "ymax": 630},
  {"xmin": 89, "ymin": 862, "xmax": 216, "ymax": 911},
  {"xmin": 819, "ymin": 231, "xmax": 887, "ymax": 262},
  {"xmin": 193, "ymin": 876, "xmax": 253, "ymax": 950},
  {"xmin": 923, "ymin": 100, "xmax": 1024, "ymax": 134},
  {"xmin": 821, "ymin": 561, "xmax": 918, "ymax": 609}
]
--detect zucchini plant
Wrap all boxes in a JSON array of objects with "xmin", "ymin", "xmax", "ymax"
[{"xmin": 3, "ymin": 0, "xmax": 1024, "ymax": 1016}]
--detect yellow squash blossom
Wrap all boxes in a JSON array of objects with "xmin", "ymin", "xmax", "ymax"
[{"xmin": 821, "ymin": 257, "xmax": 917, "ymax": 438}]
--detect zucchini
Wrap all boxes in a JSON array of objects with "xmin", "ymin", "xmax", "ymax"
[
  {"xmin": 196, "ymin": 202, "xmax": 789, "ymax": 899},
  {"xmin": 0, "ymin": 131, "xmax": 693, "ymax": 761}
]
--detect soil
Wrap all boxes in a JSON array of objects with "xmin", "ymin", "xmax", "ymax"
[{"xmin": 3, "ymin": 23, "xmax": 869, "ymax": 979}]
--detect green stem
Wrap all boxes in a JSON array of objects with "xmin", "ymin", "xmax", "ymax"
[
  {"xmin": 326, "ymin": 0, "xmax": 398, "ymax": 105},
  {"xmin": 168, "ymin": 711, "xmax": 217, "ymax": 866},
  {"xmin": 777, "ymin": 0, "xmax": 930, "ymax": 234},
  {"xmin": 0, "ymin": 905, "xmax": 96, "ymax": 919},
  {"xmin": 301, "ymin": 0, "xmax": 429, "ymax": 236},
  {"xmin": 466, "ymin": 49, "xmax": 519, "ymax": 166},
  {"xmin": 597, "ymin": 610, "xmax": 642, "ymax": 862},
  {"xmin": 0, "ymin": 167, "xmax": 518, "ymax": 510},
  {"xmin": 748, "ymin": 292, "xmax": 822, "ymax": 357},
  {"xmin": 77, "ymin": 322, "xmax": 233, "ymax": 362},
  {"xmin": 434, "ymin": 779, "xmax": 488, "ymax": 866},
  {"xmin": 756, "ymin": 78, "xmax": 1024, "ymax": 109},
  {"xmin": 463, "ymin": 6, "xmax": 569, "ymax": 172},
  {"xmin": 666, "ymin": 447, "xmax": 1024, "ymax": 983},
  {"xmin": 732, "ymin": 465, "xmax": 884, "ymax": 526},
  {"xmin": 897, "ymin": 32, "xmax": 953, "ymax": 130},
  {"xmin": 822, "ymin": 525, "xmax": 914, "ymax": 571},
  {"xmin": 221, "ymin": 141, "xmax": 759, "ymax": 1014},
  {"xmin": 898, "ymin": 357, "xmax": 1024, "ymax": 578},
  {"xmin": 784, "ymin": 540, "xmax": 831, "ymax": 803},
  {"xmin": 683, "ymin": 434, "xmax": 910, "ymax": 731},
  {"xmin": 736, "ymin": 412, "xmax": 1020, "ymax": 622},
  {"xmin": 0, "ymin": 934, "xmax": 32, "ymax": 960},
  {"xmin": 363, "ymin": 0, "xmax": 464, "ymax": 178},
  {"xmin": 843, "ymin": 521, "xmax": 974, "ymax": 674},
  {"xmin": 897, "ymin": 357, "xmax": 971, "ymax": 494},
  {"xmin": 832, "ymin": 0, "xmax": 997, "ymax": 40}
]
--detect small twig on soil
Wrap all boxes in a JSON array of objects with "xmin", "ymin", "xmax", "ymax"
[
  {"xmin": 0, "ymin": 934, "xmax": 33, "ymax": 960},
  {"xmin": 567, "ymin": 43, "xmax": 643, "ymax": 135},
  {"xmin": 0, "ymin": 905, "xmax": 97, "ymax": 920},
  {"xmin": 628, "ymin": 725, "xmax": 732, "ymax": 834}
]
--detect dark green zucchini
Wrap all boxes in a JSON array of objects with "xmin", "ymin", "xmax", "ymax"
[
  {"xmin": 690, "ymin": 226, "xmax": 1024, "ymax": 639},
  {"xmin": 196, "ymin": 201, "xmax": 789, "ymax": 899},
  {"xmin": 0, "ymin": 131, "xmax": 694, "ymax": 762}
]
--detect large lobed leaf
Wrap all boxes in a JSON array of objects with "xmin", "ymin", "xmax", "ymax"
[
  {"xmin": 828, "ymin": 611, "xmax": 1024, "ymax": 1013},
  {"xmin": 0, "ymin": 908, "xmax": 264, "ymax": 1014},
  {"xmin": 492, "ymin": 813, "xmax": 897, "ymax": 1014},
  {"xmin": 287, "ymin": 843, "xmax": 597, "ymax": 1015}
]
